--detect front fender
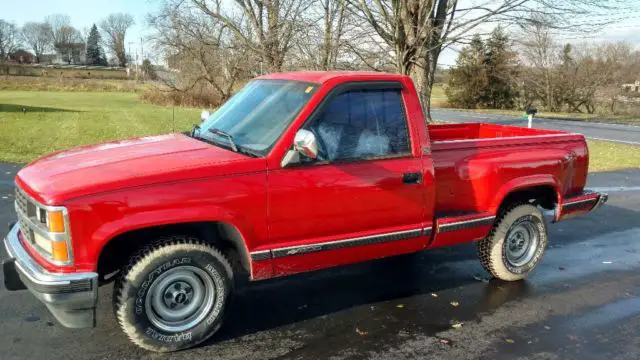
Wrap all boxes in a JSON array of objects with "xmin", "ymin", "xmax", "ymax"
[{"xmin": 66, "ymin": 173, "xmax": 268, "ymax": 273}]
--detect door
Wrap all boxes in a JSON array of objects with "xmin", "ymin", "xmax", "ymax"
[{"xmin": 267, "ymin": 83, "xmax": 432, "ymax": 275}]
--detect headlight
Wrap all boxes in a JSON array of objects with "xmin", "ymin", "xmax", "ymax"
[
  {"xmin": 15, "ymin": 186, "xmax": 73, "ymax": 265},
  {"xmin": 36, "ymin": 208, "xmax": 66, "ymax": 233},
  {"xmin": 33, "ymin": 231, "xmax": 70, "ymax": 263},
  {"xmin": 32, "ymin": 206, "xmax": 70, "ymax": 263}
]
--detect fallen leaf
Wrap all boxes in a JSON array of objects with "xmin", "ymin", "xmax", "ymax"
[
  {"xmin": 450, "ymin": 301, "xmax": 460, "ymax": 307},
  {"xmin": 451, "ymin": 322, "xmax": 463, "ymax": 329},
  {"xmin": 544, "ymin": 325, "xmax": 551, "ymax": 330},
  {"xmin": 431, "ymin": 293, "xmax": 439, "ymax": 298},
  {"xmin": 473, "ymin": 275, "xmax": 490, "ymax": 283},
  {"xmin": 602, "ymin": 261, "xmax": 613, "ymax": 264},
  {"xmin": 505, "ymin": 338, "xmax": 515, "ymax": 344},
  {"xmin": 396, "ymin": 304, "xmax": 405, "ymax": 308},
  {"xmin": 355, "ymin": 328, "xmax": 368, "ymax": 336},
  {"xmin": 438, "ymin": 338, "xmax": 453, "ymax": 346}
]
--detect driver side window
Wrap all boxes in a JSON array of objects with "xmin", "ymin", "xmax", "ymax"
[{"xmin": 305, "ymin": 88, "xmax": 410, "ymax": 162}]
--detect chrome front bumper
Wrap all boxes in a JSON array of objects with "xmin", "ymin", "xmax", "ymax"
[{"xmin": 3, "ymin": 223, "xmax": 98, "ymax": 328}]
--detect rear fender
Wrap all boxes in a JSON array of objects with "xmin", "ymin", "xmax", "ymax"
[{"xmin": 489, "ymin": 175, "xmax": 561, "ymax": 214}]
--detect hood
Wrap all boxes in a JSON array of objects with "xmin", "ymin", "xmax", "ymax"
[{"xmin": 16, "ymin": 133, "xmax": 265, "ymax": 204}]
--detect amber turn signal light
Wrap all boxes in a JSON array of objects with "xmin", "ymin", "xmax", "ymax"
[
  {"xmin": 48, "ymin": 210, "xmax": 66, "ymax": 233},
  {"xmin": 51, "ymin": 240, "xmax": 70, "ymax": 262}
]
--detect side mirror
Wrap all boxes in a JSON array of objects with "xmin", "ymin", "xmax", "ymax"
[
  {"xmin": 293, "ymin": 129, "xmax": 318, "ymax": 159},
  {"xmin": 200, "ymin": 110, "xmax": 210, "ymax": 123},
  {"xmin": 281, "ymin": 129, "xmax": 318, "ymax": 167}
]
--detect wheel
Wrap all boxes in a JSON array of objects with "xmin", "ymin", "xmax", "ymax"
[
  {"xmin": 477, "ymin": 204, "xmax": 548, "ymax": 281},
  {"xmin": 114, "ymin": 236, "xmax": 233, "ymax": 352}
]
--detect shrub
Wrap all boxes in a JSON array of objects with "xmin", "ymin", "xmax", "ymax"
[{"xmin": 139, "ymin": 86, "xmax": 223, "ymax": 108}]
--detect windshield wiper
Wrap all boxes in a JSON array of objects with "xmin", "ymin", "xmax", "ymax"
[{"xmin": 208, "ymin": 128, "xmax": 238, "ymax": 152}]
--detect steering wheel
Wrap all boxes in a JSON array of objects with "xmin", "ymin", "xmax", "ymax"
[{"xmin": 308, "ymin": 127, "xmax": 330, "ymax": 162}]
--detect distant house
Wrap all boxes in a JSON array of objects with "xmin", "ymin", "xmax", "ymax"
[
  {"xmin": 39, "ymin": 54, "xmax": 56, "ymax": 64},
  {"xmin": 622, "ymin": 81, "xmax": 640, "ymax": 93},
  {"xmin": 8, "ymin": 50, "xmax": 35, "ymax": 64},
  {"xmin": 53, "ymin": 43, "xmax": 86, "ymax": 65}
]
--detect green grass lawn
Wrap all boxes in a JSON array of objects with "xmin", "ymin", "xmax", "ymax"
[
  {"xmin": 0, "ymin": 91, "xmax": 199, "ymax": 163},
  {"xmin": 430, "ymin": 85, "xmax": 448, "ymax": 107},
  {"xmin": 1, "ymin": 90, "xmax": 639, "ymax": 173},
  {"xmin": 588, "ymin": 140, "xmax": 640, "ymax": 172}
]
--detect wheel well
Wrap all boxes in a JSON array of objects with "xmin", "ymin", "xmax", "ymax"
[
  {"xmin": 97, "ymin": 222, "xmax": 250, "ymax": 284},
  {"xmin": 498, "ymin": 185, "xmax": 557, "ymax": 214}
]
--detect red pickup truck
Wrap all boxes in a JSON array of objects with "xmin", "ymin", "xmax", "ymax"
[{"xmin": 3, "ymin": 72, "xmax": 606, "ymax": 352}]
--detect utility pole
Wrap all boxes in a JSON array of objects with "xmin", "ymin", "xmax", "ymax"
[
  {"xmin": 135, "ymin": 49, "xmax": 139, "ymax": 81},
  {"xmin": 140, "ymin": 37, "xmax": 144, "ymax": 81},
  {"xmin": 128, "ymin": 41, "xmax": 134, "ymax": 66}
]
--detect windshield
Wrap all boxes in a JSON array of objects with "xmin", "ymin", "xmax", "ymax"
[{"xmin": 196, "ymin": 79, "xmax": 317, "ymax": 154}]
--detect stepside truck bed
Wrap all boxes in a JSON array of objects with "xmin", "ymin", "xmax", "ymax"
[
  {"xmin": 426, "ymin": 123, "xmax": 592, "ymax": 249},
  {"xmin": 428, "ymin": 123, "xmax": 580, "ymax": 145}
]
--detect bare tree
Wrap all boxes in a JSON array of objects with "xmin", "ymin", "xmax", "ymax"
[
  {"xmin": 45, "ymin": 14, "xmax": 84, "ymax": 64},
  {"xmin": 45, "ymin": 14, "xmax": 72, "ymax": 45},
  {"xmin": 518, "ymin": 16, "xmax": 559, "ymax": 111},
  {"xmin": 100, "ymin": 13, "xmax": 135, "ymax": 67},
  {"xmin": 319, "ymin": 0, "xmax": 348, "ymax": 69},
  {"xmin": 349, "ymin": 0, "xmax": 632, "ymax": 121},
  {"xmin": 0, "ymin": 19, "xmax": 19, "ymax": 60},
  {"xmin": 21, "ymin": 22, "xmax": 52, "ymax": 63},
  {"xmin": 290, "ymin": 0, "xmax": 353, "ymax": 70},
  {"xmin": 190, "ymin": 0, "xmax": 314, "ymax": 72},
  {"xmin": 149, "ymin": 0, "xmax": 255, "ymax": 102}
]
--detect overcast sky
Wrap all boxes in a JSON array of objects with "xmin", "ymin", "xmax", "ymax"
[{"xmin": 2, "ymin": 0, "xmax": 640, "ymax": 67}]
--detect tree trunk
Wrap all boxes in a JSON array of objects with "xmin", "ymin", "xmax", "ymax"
[
  {"xmin": 321, "ymin": 2, "xmax": 331, "ymax": 70},
  {"xmin": 413, "ymin": 50, "xmax": 441, "ymax": 123}
]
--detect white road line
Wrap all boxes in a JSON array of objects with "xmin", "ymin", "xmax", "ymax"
[
  {"xmin": 589, "ymin": 186, "xmax": 640, "ymax": 192},
  {"xmin": 586, "ymin": 137, "xmax": 640, "ymax": 145}
]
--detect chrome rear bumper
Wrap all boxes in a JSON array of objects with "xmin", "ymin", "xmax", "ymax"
[{"xmin": 556, "ymin": 191, "xmax": 608, "ymax": 222}]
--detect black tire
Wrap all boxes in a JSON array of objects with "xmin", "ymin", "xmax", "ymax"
[
  {"xmin": 477, "ymin": 204, "xmax": 548, "ymax": 281},
  {"xmin": 114, "ymin": 236, "xmax": 233, "ymax": 352}
]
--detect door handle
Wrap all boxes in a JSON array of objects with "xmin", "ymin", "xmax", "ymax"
[{"xmin": 402, "ymin": 172, "xmax": 422, "ymax": 184}]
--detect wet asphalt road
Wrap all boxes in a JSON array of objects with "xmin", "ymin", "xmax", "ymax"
[
  {"xmin": 431, "ymin": 109, "xmax": 640, "ymax": 145},
  {"xmin": 1, "ymin": 163, "xmax": 640, "ymax": 360}
]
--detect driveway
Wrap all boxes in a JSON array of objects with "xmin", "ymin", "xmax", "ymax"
[{"xmin": 2, "ymin": 164, "xmax": 640, "ymax": 359}]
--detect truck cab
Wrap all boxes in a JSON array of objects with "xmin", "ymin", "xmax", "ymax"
[{"xmin": 3, "ymin": 71, "xmax": 607, "ymax": 352}]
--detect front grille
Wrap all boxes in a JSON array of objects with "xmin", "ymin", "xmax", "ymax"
[
  {"xmin": 14, "ymin": 187, "xmax": 36, "ymax": 245},
  {"xmin": 15, "ymin": 187, "xmax": 29, "ymax": 216},
  {"xmin": 18, "ymin": 219, "xmax": 35, "ymax": 244}
]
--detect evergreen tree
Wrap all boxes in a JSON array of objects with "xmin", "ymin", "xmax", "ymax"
[
  {"xmin": 446, "ymin": 29, "xmax": 519, "ymax": 109},
  {"xmin": 141, "ymin": 59, "xmax": 158, "ymax": 80},
  {"xmin": 483, "ymin": 27, "xmax": 519, "ymax": 109},
  {"xmin": 86, "ymin": 24, "xmax": 106, "ymax": 66},
  {"xmin": 445, "ymin": 34, "xmax": 488, "ymax": 108}
]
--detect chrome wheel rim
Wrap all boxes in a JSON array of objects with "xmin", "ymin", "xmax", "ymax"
[
  {"xmin": 145, "ymin": 265, "xmax": 215, "ymax": 332},
  {"xmin": 504, "ymin": 221, "xmax": 538, "ymax": 267}
]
